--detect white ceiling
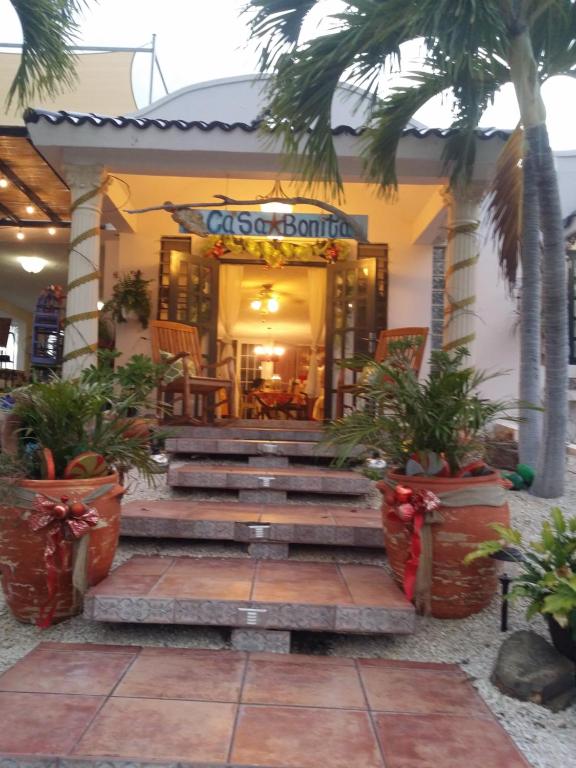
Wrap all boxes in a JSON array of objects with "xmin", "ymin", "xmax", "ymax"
[{"xmin": 233, "ymin": 264, "xmax": 319, "ymax": 344}]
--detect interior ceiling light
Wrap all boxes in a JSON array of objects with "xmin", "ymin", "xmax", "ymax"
[
  {"xmin": 25, "ymin": 205, "xmax": 35, "ymax": 214},
  {"xmin": 18, "ymin": 256, "xmax": 47, "ymax": 274},
  {"xmin": 258, "ymin": 179, "xmax": 294, "ymax": 214},
  {"xmin": 254, "ymin": 344, "xmax": 285, "ymax": 359},
  {"xmin": 0, "ymin": 178, "xmax": 8, "ymax": 188},
  {"xmin": 250, "ymin": 283, "xmax": 280, "ymax": 314},
  {"xmin": 48, "ymin": 227, "xmax": 56, "ymax": 236},
  {"xmin": 16, "ymin": 228, "xmax": 25, "ymax": 241}
]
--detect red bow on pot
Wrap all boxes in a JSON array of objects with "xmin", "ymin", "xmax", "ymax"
[
  {"xmin": 29, "ymin": 495, "xmax": 100, "ymax": 629},
  {"xmin": 389, "ymin": 484, "xmax": 441, "ymax": 611}
]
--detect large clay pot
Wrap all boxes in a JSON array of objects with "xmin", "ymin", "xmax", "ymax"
[
  {"xmin": 546, "ymin": 616, "xmax": 576, "ymax": 662},
  {"xmin": 0, "ymin": 473, "xmax": 123, "ymax": 624},
  {"xmin": 377, "ymin": 470, "xmax": 509, "ymax": 619}
]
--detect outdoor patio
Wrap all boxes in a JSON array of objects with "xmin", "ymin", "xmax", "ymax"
[
  {"xmin": 1, "ymin": 455, "xmax": 575, "ymax": 768},
  {"xmin": 0, "ymin": 643, "xmax": 530, "ymax": 768}
]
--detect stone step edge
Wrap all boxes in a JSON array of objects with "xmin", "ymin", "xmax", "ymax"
[
  {"xmin": 120, "ymin": 513, "xmax": 384, "ymax": 548},
  {"xmin": 167, "ymin": 468, "xmax": 371, "ymax": 495}
]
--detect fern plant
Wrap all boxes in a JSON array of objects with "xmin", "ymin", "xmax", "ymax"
[
  {"xmin": 104, "ymin": 270, "xmax": 152, "ymax": 329},
  {"xmin": 466, "ymin": 508, "xmax": 576, "ymax": 637},
  {"xmin": 325, "ymin": 346, "xmax": 514, "ymax": 474}
]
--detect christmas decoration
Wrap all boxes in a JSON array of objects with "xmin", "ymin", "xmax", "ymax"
[
  {"xmin": 199, "ymin": 235, "xmax": 350, "ymax": 268},
  {"xmin": 28, "ymin": 492, "xmax": 104, "ymax": 628},
  {"xmin": 388, "ymin": 484, "xmax": 442, "ymax": 608}
]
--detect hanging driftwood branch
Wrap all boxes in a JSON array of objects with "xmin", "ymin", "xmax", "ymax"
[{"xmin": 125, "ymin": 194, "xmax": 369, "ymax": 242}]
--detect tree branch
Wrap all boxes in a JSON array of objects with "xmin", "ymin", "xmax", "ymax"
[{"xmin": 125, "ymin": 195, "xmax": 369, "ymax": 242}]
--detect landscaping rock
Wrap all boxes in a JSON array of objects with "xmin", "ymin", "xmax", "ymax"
[
  {"xmin": 485, "ymin": 437, "xmax": 519, "ymax": 471},
  {"xmin": 491, "ymin": 630, "xmax": 576, "ymax": 711}
]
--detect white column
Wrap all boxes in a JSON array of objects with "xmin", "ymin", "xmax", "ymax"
[
  {"xmin": 431, "ymin": 235, "xmax": 447, "ymax": 352},
  {"xmin": 62, "ymin": 164, "xmax": 108, "ymax": 378},
  {"xmin": 442, "ymin": 184, "xmax": 484, "ymax": 353}
]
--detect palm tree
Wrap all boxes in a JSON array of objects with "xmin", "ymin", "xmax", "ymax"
[
  {"xmin": 6, "ymin": 0, "xmax": 87, "ymax": 107},
  {"xmin": 246, "ymin": 0, "xmax": 573, "ymax": 497}
]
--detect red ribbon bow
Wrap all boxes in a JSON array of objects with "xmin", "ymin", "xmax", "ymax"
[
  {"xmin": 29, "ymin": 495, "xmax": 100, "ymax": 628},
  {"xmin": 389, "ymin": 485, "xmax": 441, "ymax": 602}
]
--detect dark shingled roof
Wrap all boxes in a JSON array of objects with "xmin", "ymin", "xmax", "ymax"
[{"xmin": 24, "ymin": 108, "xmax": 512, "ymax": 140}]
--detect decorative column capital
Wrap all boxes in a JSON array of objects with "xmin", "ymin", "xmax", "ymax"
[
  {"xmin": 441, "ymin": 181, "xmax": 486, "ymax": 208},
  {"xmin": 62, "ymin": 163, "xmax": 108, "ymax": 195}
]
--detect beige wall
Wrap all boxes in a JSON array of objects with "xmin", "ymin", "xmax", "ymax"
[{"xmin": 104, "ymin": 174, "xmax": 518, "ymax": 398}]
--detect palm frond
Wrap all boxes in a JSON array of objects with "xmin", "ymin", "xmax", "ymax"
[
  {"xmin": 362, "ymin": 71, "xmax": 451, "ymax": 194},
  {"xmin": 245, "ymin": 0, "xmax": 318, "ymax": 70},
  {"xmin": 531, "ymin": 0, "xmax": 576, "ymax": 78},
  {"xmin": 486, "ymin": 126, "xmax": 524, "ymax": 287},
  {"xmin": 417, "ymin": 0, "xmax": 508, "ymax": 66},
  {"xmin": 441, "ymin": 53, "xmax": 507, "ymax": 187},
  {"xmin": 8, "ymin": 0, "xmax": 88, "ymax": 107}
]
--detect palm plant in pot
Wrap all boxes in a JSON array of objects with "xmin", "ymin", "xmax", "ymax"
[
  {"xmin": 325, "ymin": 346, "xmax": 516, "ymax": 619},
  {"xmin": 0, "ymin": 368, "xmax": 165, "ymax": 627}
]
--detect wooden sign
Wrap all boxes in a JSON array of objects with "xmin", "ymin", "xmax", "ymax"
[{"xmin": 181, "ymin": 210, "xmax": 368, "ymax": 240}]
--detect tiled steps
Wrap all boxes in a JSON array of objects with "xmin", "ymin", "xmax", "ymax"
[
  {"xmin": 167, "ymin": 465, "xmax": 371, "ymax": 501},
  {"xmin": 0, "ymin": 642, "xmax": 530, "ymax": 768},
  {"xmin": 168, "ymin": 421, "xmax": 325, "ymax": 443},
  {"xmin": 84, "ymin": 556, "xmax": 415, "ymax": 651},
  {"xmin": 166, "ymin": 436, "xmax": 348, "ymax": 459},
  {"xmin": 121, "ymin": 500, "xmax": 384, "ymax": 552},
  {"xmin": 156, "ymin": 420, "xmax": 374, "ymax": 552}
]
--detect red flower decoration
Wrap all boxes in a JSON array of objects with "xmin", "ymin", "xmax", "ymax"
[{"xmin": 29, "ymin": 495, "xmax": 100, "ymax": 628}]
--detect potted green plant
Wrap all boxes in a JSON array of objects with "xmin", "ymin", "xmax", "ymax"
[
  {"xmin": 0, "ymin": 367, "xmax": 165, "ymax": 627},
  {"xmin": 466, "ymin": 508, "xmax": 576, "ymax": 661},
  {"xmin": 325, "ymin": 346, "xmax": 515, "ymax": 619},
  {"xmin": 81, "ymin": 350, "xmax": 167, "ymax": 437},
  {"xmin": 105, "ymin": 270, "xmax": 152, "ymax": 328}
]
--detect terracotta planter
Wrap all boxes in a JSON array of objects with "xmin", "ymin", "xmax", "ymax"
[
  {"xmin": 377, "ymin": 470, "xmax": 509, "ymax": 619},
  {"xmin": 118, "ymin": 416, "xmax": 154, "ymax": 440},
  {"xmin": 0, "ymin": 473, "xmax": 123, "ymax": 625},
  {"xmin": 546, "ymin": 616, "xmax": 576, "ymax": 662}
]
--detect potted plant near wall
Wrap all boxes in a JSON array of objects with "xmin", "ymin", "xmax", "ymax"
[
  {"xmin": 325, "ymin": 346, "xmax": 515, "ymax": 619},
  {"xmin": 81, "ymin": 350, "xmax": 167, "ymax": 440},
  {"xmin": 105, "ymin": 270, "xmax": 152, "ymax": 328},
  {"xmin": 0, "ymin": 365, "xmax": 165, "ymax": 627},
  {"xmin": 466, "ymin": 508, "xmax": 576, "ymax": 661}
]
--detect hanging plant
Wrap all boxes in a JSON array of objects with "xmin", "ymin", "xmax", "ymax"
[
  {"xmin": 105, "ymin": 270, "xmax": 153, "ymax": 329},
  {"xmin": 200, "ymin": 235, "xmax": 350, "ymax": 268}
]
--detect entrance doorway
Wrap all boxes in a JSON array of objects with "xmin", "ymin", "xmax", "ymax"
[{"xmin": 158, "ymin": 237, "xmax": 388, "ymax": 420}]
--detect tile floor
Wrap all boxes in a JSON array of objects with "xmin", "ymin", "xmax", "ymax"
[
  {"xmin": 87, "ymin": 556, "xmax": 409, "ymax": 607},
  {"xmin": 122, "ymin": 500, "xmax": 382, "ymax": 529},
  {"xmin": 121, "ymin": 500, "xmax": 384, "ymax": 547},
  {"xmin": 0, "ymin": 643, "xmax": 531, "ymax": 768}
]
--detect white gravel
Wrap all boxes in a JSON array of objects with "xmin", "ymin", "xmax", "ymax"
[{"xmin": 1, "ymin": 459, "xmax": 575, "ymax": 768}]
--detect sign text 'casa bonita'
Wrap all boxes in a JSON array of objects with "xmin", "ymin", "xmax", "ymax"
[{"xmin": 181, "ymin": 210, "xmax": 368, "ymax": 240}]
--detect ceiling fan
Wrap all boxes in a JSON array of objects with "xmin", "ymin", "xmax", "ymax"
[{"xmin": 250, "ymin": 284, "xmax": 280, "ymax": 314}]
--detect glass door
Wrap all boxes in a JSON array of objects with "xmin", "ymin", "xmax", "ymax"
[
  {"xmin": 158, "ymin": 237, "xmax": 219, "ymax": 364},
  {"xmin": 324, "ymin": 243, "xmax": 388, "ymax": 420}
]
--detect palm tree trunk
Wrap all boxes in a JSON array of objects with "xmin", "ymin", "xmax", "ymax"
[
  {"xmin": 509, "ymin": 28, "xmax": 568, "ymax": 496},
  {"xmin": 517, "ymin": 146, "xmax": 542, "ymax": 467},
  {"xmin": 529, "ymin": 123, "xmax": 568, "ymax": 497}
]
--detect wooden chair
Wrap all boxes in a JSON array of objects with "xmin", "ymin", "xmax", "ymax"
[
  {"xmin": 150, "ymin": 320, "xmax": 236, "ymax": 423},
  {"xmin": 335, "ymin": 326, "xmax": 428, "ymax": 418}
]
